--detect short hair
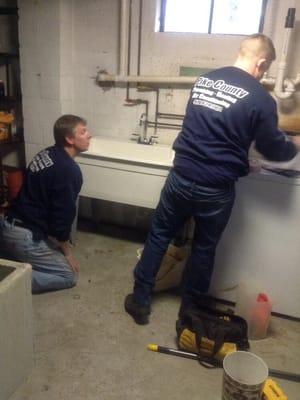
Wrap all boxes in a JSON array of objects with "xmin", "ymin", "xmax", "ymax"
[
  {"xmin": 240, "ymin": 33, "xmax": 276, "ymax": 63},
  {"xmin": 53, "ymin": 114, "xmax": 87, "ymax": 147}
]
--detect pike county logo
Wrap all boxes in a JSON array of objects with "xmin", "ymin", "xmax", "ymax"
[
  {"xmin": 29, "ymin": 150, "xmax": 54, "ymax": 173},
  {"xmin": 192, "ymin": 76, "xmax": 249, "ymax": 112}
]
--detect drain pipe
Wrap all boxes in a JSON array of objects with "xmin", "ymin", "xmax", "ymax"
[
  {"xmin": 274, "ymin": 8, "xmax": 296, "ymax": 99},
  {"xmin": 120, "ymin": 0, "xmax": 130, "ymax": 76},
  {"xmin": 96, "ymin": 71, "xmax": 197, "ymax": 85},
  {"xmin": 125, "ymin": 0, "xmax": 133, "ymax": 101}
]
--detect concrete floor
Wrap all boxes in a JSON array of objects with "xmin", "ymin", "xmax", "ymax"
[{"xmin": 9, "ymin": 221, "xmax": 300, "ymax": 400}]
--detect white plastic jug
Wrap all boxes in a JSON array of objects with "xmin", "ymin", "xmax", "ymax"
[{"xmin": 235, "ymin": 281, "xmax": 272, "ymax": 340}]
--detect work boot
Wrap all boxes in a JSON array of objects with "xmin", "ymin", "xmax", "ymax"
[
  {"xmin": 179, "ymin": 294, "xmax": 216, "ymax": 317},
  {"xmin": 124, "ymin": 294, "xmax": 151, "ymax": 325}
]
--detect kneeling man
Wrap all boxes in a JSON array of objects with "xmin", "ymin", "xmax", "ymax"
[{"xmin": 0, "ymin": 114, "xmax": 91, "ymax": 293}]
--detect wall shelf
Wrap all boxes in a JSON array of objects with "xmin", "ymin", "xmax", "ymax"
[{"xmin": 0, "ymin": 4, "xmax": 24, "ymax": 204}]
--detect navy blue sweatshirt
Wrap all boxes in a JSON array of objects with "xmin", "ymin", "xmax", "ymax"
[
  {"xmin": 10, "ymin": 145, "xmax": 82, "ymax": 241},
  {"xmin": 173, "ymin": 66, "xmax": 297, "ymax": 187}
]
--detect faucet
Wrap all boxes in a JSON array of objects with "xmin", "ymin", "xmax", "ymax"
[
  {"xmin": 131, "ymin": 133, "xmax": 158, "ymax": 145},
  {"xmin": 131, "ymin": 113, "xmax": 158, "ymax": 145},
  {"xmin": 148, "ymin": 135, "xmax": 158, "ymax": 145},
  {"xmin": 139, "ymin": 113, "xmax": 147, "ymax": 142}
]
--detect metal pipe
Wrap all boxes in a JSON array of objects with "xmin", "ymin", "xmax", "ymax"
[
  {"xmin": 96, "ymin": 72, "xmax": 197, "ymax": 84},
  {"xmin": 146, "ymin": 121, "xmax": 182, "ymax": 129},
  {"xmin": 157, "ymin": 112, "xmax": 185, "ymax": 120},
  {"xmin": 125, "ymin": 0, "xmax": 133, "ymax": 100},
  {"xmin": 137, "ymin": 0, "xmax": 143, "ymax": 76},
  {"xmin": 123, "ymin": 0, "xmax": 149, "ymax": 141},
  {"xmin": 143, "ymin": 102, "xmax": 149, "ymax": 140},
  {"xmin": 120, "ymin": 0, "xmax": 130, "ymax": 76},
  {"xmin": 274, "ymin": 8, "xmax": 296, "ymax": 99},
  {"xmin": 154, "ymin": 89, "xmax": 159, "ymax": 137}
]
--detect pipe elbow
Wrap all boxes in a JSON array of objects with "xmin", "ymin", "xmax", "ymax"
[
  {"xmin": 274, "ymin": 91, "xmax": 293, "ymax": 100},
  {"xmin": 284, "ymin": 78, "xmax": 296, "ymax": 94},
  {"xmin": 96, "ymin": 70, "xmax": 115, "ymax": 83},
  {"xmin": 274, "ymin": 77, "xmax": 295, "ymax": 99}
]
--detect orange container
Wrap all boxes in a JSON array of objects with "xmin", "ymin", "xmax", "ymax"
[{"xmin": 248, "ymin": 293, "xmax": 272, "ymax": 340}]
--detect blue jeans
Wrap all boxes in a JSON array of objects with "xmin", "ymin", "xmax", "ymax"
[
  {"xmin": 0, "ymin": 216, "xmax": 77, "ymax": 294},
  {"xmin": 133, "ymin": 169, "xmax": 235, "ymax": 305}
]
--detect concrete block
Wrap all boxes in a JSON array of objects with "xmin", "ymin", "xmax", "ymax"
[
  {"xmin": 36, "ymin": 43, "xmax": 60, "ymax": 77},
  {"xmin": 20, "ymin": 73, "xmax": 41, "ymax": 99},
  {"xmin": 0, "ymin": 259, "xmax": 33, "ymax": 400},
  {"xmin": 19, "ymin": 44, "xmax": 42, "ymax": 75},
  {"xmin": 40, "ymin": 75, "xmax": 61, "ymax": 101},
  {"xmin": 60, "ymin": 76, "xmax": 73, "ymax": 101},
  {"xmin": 23, "ymin": 116, "xmax": 43, "ymax": 145},
  {"xmin": 61, "ymin": 99, "xmax": 73, "ymax": 116},
  {"xmin": 22, "ymin": 97, "xmax": 42, "ymax": 124}
]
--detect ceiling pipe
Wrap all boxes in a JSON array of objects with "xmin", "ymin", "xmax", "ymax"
[{"xmin": 274, "ymin": 8, "xmax": 296, "ymax": 99}]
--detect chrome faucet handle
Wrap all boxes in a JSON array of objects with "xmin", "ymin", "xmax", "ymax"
[
  {"xmin": 149, "ymin": 135, "xmax": 159, "ymax": 144},
  {"xmin": 138, "ymin": 136, "xmax": 149, "ymax": 144}
]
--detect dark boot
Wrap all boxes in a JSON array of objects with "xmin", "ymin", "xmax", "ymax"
[
  {"xmin": 179, "ymin": 294, "xmax": 216, "ymax": 317},
  {"xmin": 124, "ymin": 294, "xmax": 151, "ymax": 325}
]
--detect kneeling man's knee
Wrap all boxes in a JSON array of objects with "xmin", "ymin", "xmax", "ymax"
[{"xmin": 66, "ymin": 272, "xmax": 78, "ymax": 288}]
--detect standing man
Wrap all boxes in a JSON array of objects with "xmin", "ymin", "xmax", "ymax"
[
  {"xmin": 125, "ymin": 34, "xmax": 300, "ymax": 324},
  {"xmin": 0, "ymin": 114, "xmax": 92, "ymax": 293}
]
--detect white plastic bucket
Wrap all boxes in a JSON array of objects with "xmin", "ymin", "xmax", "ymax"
[{"xmin": 222, "ymin": 351, "xmax": 268, "ymax": 400}]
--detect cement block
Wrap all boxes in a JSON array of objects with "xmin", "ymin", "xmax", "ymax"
[{"xmin": 0, "ymin": 259, "xmax": 33, "ymax": 400}]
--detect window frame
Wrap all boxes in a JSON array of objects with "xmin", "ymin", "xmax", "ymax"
[{"xmin": 159, "ymin": 0, "xmax": 268, "ymax": 35}]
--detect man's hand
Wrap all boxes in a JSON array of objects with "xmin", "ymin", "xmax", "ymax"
[
  {"xmin": 58, "ymin": 240, "xmax": 80, "ymax": 273},
  {"xmin": 291, "ymin": 135, "xmax": 300, "ymax": 151},
  {"xmin": 65, "ymin": 253, "xmax": 80, "ymax": 273}
]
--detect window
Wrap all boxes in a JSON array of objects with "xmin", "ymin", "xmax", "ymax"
[{"xmin": 159, "ymin": 0, "xmax": 267, "ymax": 35}]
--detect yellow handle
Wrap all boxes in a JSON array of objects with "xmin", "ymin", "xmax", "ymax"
[
  {"xmin": 263, "ymin": 379, "xmax": 288, "ymax": 400},
  {"xmin": 147, "ymin": 344, "xmax": 158, "ymax": 352}
]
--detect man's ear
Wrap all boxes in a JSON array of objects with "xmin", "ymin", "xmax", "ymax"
[
  {"xmin": 65, "ymin": 134, "xmax": 75, "ymax": 146},
  {"xmin": 257, "ymin": 58, "xmax": 270, "ymax": 73}
]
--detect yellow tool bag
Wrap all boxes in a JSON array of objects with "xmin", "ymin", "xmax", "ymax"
[{"xmin": 176, "ymin": 302, "xmax": 250, "ymax": 367}]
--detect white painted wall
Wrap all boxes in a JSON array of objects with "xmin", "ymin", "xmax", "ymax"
[{"xmin": 18, "ymin": 0, "xmax": 300, "ymax": 162}]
